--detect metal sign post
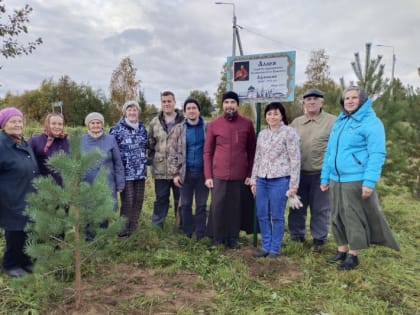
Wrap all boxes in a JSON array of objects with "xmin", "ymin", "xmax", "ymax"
[
  {"xmin": 51, "ymin": 101, "xmax": 63, "ymax": 113},
  {"xmin": 253, "ymin": 102, "xmax": 262, "ymax": 247},
  {"xmin": 225, "ymin": 51, "xmax": 296, "ymax": 247}
]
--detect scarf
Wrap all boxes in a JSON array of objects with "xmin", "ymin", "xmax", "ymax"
[
  {"xmin": 8, "ymin": 133, "xmax": 23, "ymax": 144},
  {"xmin": 43, "ymin": 113, "xmax": 67, "ymax": 153},
  {"xmin": 124, "ymin": 117, "xmax": 139, "ymax": 130},
  {"xmin": 87, "ymin": 130, "xmax": 104, "ymax": 138}
]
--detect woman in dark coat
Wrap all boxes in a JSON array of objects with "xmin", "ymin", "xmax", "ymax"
[
  {"xmin": 0, "ymin": 107, "xmax": 39, "ymax": 277},
  {"xmin": 29, "ymin": 113, "xmax": 69, "ymax": 186}
]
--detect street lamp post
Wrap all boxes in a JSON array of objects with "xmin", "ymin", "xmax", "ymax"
[
  {"xmin": 215, "ymin": 2, "xmax": 243, "ymax": 57},
  {"xmin": 376, "ymin": 44, "xmax": 396, "ymax": 95}
]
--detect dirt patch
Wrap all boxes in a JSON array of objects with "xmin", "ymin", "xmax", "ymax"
[
  {"xmin": 226, "ymin": 246, "xmax": 305, "ymax": 287},
  {"xmin": 46, "ymin": 246, "xmax": 303, "ymax": 314},
  {"xmin": 47, "ymin": 265, "xmax": 217, "ymax": 315}
]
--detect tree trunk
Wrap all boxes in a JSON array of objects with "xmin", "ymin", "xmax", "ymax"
[{"xmin": 74, "ymin": 205, "xmax": 82, "ymax": 309}]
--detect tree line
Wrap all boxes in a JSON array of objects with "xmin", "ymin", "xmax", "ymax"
[{"xmin": 0, "ymin": 0, "xmax": 418, "ymax": 198}]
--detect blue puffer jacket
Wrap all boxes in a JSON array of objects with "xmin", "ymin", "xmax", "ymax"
[
  {"xmin": 110, "ymin": 118, "xmax": 148, "ymax": 181},
  {"xmin": 320, "ymin": 98, "xmax": 386, "ymax": 189}
]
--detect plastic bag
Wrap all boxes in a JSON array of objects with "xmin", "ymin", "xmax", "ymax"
[{"xmin": 286, "ymin": 190, "xmax": 303, "ymax": 209}]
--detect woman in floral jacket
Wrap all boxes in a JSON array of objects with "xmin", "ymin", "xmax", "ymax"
[{"xmin": 251, "ymin": 102, "xmax": 300, "ymax": 258}]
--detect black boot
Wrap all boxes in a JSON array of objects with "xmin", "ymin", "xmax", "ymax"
[
  {"xmin": 337, "ymin": 254, "xmax": 359, "ymax": 271},
  {"xmin": 227, "ymin": 238, "xmax": 239, "ymax": 249},
  {"xmin": 327, "ymin": 251, "xmax": 347, "ymax": 264},
  {"xmin": 311, "ymin": 239, "xmax": 325, "ymax": 252},
  {"xmin": 252, "ymin": 249, "xmax": 268, "ymax": 258}
]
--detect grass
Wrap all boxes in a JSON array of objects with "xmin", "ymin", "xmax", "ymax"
[{"xmin": 0, "ymin": 178, "xmax": 419, "ymax": 314}]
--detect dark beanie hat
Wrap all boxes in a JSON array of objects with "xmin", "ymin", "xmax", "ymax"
[
  {"xmin": 183, "ymin": 98, "xmax": 201, "ymax": 111},
  {"xmin": 222, "ymin": 91, "xmax": 240, "ymax": 105}
]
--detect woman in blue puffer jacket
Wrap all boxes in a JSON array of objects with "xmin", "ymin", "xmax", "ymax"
[{"xmin": 320, "ymin": 86, "xmax": 399, "ymax": 271}]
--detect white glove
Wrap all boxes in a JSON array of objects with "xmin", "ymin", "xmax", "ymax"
[{"xmin": 286, "ymin": 190, "xmax": 303, "ymax": 210}]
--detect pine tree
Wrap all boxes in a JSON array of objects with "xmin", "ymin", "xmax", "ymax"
[
  {"xmin": 376, "ymin": 83, "xmax": 420, "ymax": 199},
  {"xmin": 24, "ymin": 129, "xmax": 125, "ymax": 309},
  {"xmin": 341, "ymin": 43, "xmax": 386, "ymax": 97}
]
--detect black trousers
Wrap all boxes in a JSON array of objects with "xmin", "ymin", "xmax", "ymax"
[
  {"xmin": 2, "ymin": 230, "xmax": 32, "ymax": 270},
  {"xmin": 151, "ymin": 179, "xmax": 180, "ymax": 227}
]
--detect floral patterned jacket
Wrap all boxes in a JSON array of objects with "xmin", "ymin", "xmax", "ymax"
[{"xmin": 251, "ymin": 123, "xmax": 301, "ymax": 189}]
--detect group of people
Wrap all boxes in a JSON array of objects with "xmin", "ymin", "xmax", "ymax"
[
  {"xmin": 248, "ymin": 86, "xmax": 399, "ymax": 270},
  {"xmin": 0, "ymin": 101, "xmax": 147, "ymax": 277},
  {"xmin": 0, "ymin": 86, "xmax": 399, "ymax": 277}
]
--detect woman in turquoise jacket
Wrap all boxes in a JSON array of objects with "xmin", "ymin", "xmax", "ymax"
[{"xmin": 320, "ymin": 86, "xmax": 399, "ymax": 271}]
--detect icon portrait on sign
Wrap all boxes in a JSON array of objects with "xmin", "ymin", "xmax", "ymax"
[{"xmin": 234, "ymin": 61, "xmax": 249, "ymax": 81}]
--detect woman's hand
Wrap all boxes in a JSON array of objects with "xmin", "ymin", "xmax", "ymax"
[
  {"xmin": 287, "ymin": 188, "xmax": 297, "ymax": 198},
  {"xmin": 320, "ymin": 184, "xmax": 329, "ymax": 192},
  {"xmin": 362, "ymin": 187, "xmax": 373, "ymax": 199}
]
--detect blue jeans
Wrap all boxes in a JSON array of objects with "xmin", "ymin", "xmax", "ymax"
[
  {"xmin": 180, "ymin": 172, "xmax": 209, "ymax": 239},
  {"xmin": 255, "ymin": 176, "xmax": 289, "ymax": 254}
]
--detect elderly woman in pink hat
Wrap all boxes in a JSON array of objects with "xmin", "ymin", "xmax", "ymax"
[{"xmin": 0, "ymin": 107, "xmax": 39, "ymax": 277}]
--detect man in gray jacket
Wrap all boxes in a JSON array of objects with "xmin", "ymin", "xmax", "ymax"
[
  {"xmin": 168, "ymin": 98, "xmax": 208, "ymax": 240},
  {"xmin": 148, "ymin": 91, "xmax": 184, "ymax": 228}
]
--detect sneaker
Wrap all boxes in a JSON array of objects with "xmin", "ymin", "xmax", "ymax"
[
  {"xmin": 267, "ymin": 253, "xmax": 279, "ymax": 259},
  {"xmin": 327, "ymin": 251, "xmax": 347, "ymax": 264},
  {"xmin": 252, "ymin": 250, "xmax": 269, "ymax": 258},
  {"xmin": 4, "ymin": 267, "xmax": 28, "ymax": 277},
  {"xmin": 337, "ymin": 254, "xmax": 359, "ymax": 271}
]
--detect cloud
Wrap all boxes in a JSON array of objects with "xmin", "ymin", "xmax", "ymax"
[
  {"xmin": 1, "ymin": 0, "xmax": 419, "ymax": 108},
  {"xmin": 104, "ymin": 28, "xmax": 153, "ymax": 55}
]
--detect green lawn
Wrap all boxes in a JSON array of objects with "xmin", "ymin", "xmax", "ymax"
[{"xmin": 0, "ymin": 178, "xmax": 418, "ymax": 314}]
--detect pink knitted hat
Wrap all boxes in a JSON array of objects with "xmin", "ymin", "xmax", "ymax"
[{"xmin": 0, "ymin": 107, "xmax": 23, "ymax": 129}]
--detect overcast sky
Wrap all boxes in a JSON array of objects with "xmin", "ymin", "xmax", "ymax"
[{"xmin": 1, "ymin": 0, "xmax": 419, "ymax": 107}]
